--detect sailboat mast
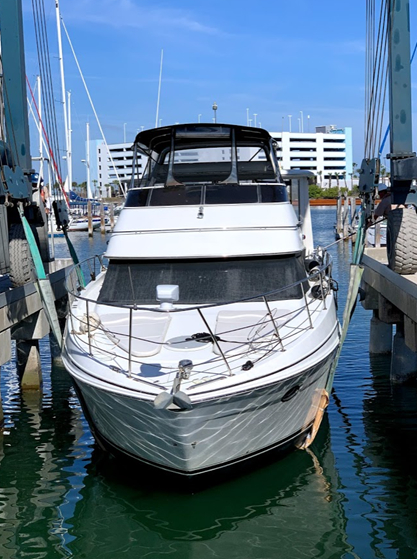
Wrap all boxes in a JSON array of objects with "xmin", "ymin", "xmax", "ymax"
[
  {"xmin": 67, "ymin": 89, "xmax": 72, "ymax": 190},
  {"xmin": 55, "ymin": 0, "xmax": 70, "ymax": 192},
  {"xmin": 86, "ymin": 122, "xmax": 92, "ymax": 199}
]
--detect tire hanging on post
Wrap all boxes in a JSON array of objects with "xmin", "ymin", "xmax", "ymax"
[
  {"xmin": 9, "ymin": 223, "xmax": 38, "ymax": 287},
  {"xmin": 387, "ymin": 207, "xmax": 417, "ymax": 275}
]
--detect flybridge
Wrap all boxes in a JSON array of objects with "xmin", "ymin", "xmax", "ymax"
[
  {"xmin": 131, "ymin": 123, "xmax": 282, "ymax": 191},
  {"xmin": 133, "ymin": 124, "xmax": 276, "ymax": 153}
]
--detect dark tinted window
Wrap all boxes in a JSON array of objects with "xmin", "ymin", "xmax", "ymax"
[
  {"xmin": 98, "ymin": 255, "xmax": 306, "ymax": 305},
  {"xmin": 205, "ymin": 184, "xmax": 258, "ymax": 204},
  {"xmin": 260, "ymin": 185, "xmax": 288, "ymax": 202},
  {"xmin": 125, "ymin": 189, "xmax": 150, "ymax": 207},
  {"xmin": 124, "ymin": 183, "xmax": 288, "ymax": 207},
  {"xmin": 149, "ymin": 185, "xmax": 202, "ymax": 206}
]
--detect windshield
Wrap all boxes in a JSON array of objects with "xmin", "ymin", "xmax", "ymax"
[{"xmin": 98, "ymin": 255, "xmax": 307, "ymax": 305}]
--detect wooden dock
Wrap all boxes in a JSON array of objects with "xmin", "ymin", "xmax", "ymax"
[
  {"xmin": 0, "ymin": 259, "xmax": 72, "ymax": 424},
  {"xmin": 361, "ymin": 247, "xmax": 417, "ymax": 382}
]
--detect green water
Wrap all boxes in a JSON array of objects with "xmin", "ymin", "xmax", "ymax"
[{"xmin": 1, "ymin": 209, "xmax": 417, "ymax": 558}]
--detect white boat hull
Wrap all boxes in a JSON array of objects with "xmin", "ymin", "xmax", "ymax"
[{"xmin": 66, "ymin": 349, "xmax": 336, "ymax": 475}]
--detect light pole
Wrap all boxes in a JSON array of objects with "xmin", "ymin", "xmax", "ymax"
[
  {"xmin": 246, "ymin": 108, "xmax": 249, "ymax": 126},
  {"xmin": 123, "ymin": 122, "xmax": 127, "ymax": 143},
  {"xmin": 307, "ymin": 114, "xmax": 310, "ymax": 133},
  {"xmin": 198, "ymin": 114, "xmax": 202, "ymax": 123},
  {"xmin": 249, "ymin": 118, "xmax": 252, "ymax": 127},
  {"xmin": 300, "ymin": 110, "xmax": 303, "ymax": 133},
  {"xmin": 254, "ymin": 113, "xmax": 257, "ymax": 127},
  {"xmin": 212, "ymin": 102, "xmax": 218, "ymax": 123},
  {"xmin": 159, "ymin": 119, "xmax": 163, "ymax": 127},
  {"xmin": 288, "ymin": 115, "xmax": 292, "ymax": 132}
]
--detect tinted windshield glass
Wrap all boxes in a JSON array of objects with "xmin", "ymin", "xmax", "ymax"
[
  {"xmin": 124, "ymin": 184, "xmax": 288, "ymax": 207},
  {"xmin": 98, "ymin": 255, "xmax": 306, "ymax": 305}
]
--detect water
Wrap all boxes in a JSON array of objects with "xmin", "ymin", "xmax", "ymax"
[{"xmin": 1, "ymin": 208, "xmax": 417, "ymax": 559}]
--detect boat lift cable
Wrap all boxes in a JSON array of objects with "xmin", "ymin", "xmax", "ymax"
[
  {"xmin": 26, "ymin": 80, "xmax": 84, "ymax": 286},
  {"xmin": 60, "ymin": 17, "xmax": 126, "ymax": 198},
  {"xmin": 378, "ymin": 39, "xmax": 417, "ymax": 157},
  {"xmin": 16, "ymin": 202, "xmax": 63, "ymax": 347},
  {"xmin": 364, "ymin": 0, "xmax": 390, "ymax": 160},
  {"xmin": 30, "ymin": 2, "xmax": 85, "ymax": 285},
  {"xmin": 31, "ymin": 0, "xmax": 64, "ymax": 200},
  {"xmin": 328, "ymin": 2, "xmax": 390, "ymax": 387},
  {"xmin": 26, "ymin": 77, "xmax": 67, "ymax": 200}
]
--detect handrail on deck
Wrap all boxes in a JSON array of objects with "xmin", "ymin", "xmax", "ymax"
[{"xmin": 66, "ymin": 252, "xmax": 334, "ymax": 381}]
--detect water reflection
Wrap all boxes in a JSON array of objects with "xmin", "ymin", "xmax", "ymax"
[
  {"xmin": 0, "ymin": 355, "xmax": 91, "ymax": 558},
  {"xmin": 63, "ymin": 419, "xmax": 355, "ymax": 559},
  {"xmin": 362, "ymin": 355, "xmax": 417, "ymax": 557},
  {"xmin": 0, "ymin": 211, "xmax": 416, "ymax": 558}
]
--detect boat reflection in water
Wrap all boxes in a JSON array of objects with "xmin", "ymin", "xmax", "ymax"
[
  {"xmin": 0, "ymin": 347, "xmax": 352, "ymax": 558},
  {"xmin": 65, "ymin": 417, "xmax": 353, "ymax": 558}
]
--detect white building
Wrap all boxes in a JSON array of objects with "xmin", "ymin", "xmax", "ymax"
[
  {"xmin": 90, "ymin": 140, "xmax": 147, "ymax": 196},
  {"xmin": 91, "ymin": 125, "xmax": 353, "ymax": 193},
  {"xmin": 270, "ymin": 125, "xmax": 353, "ymax": 186}
]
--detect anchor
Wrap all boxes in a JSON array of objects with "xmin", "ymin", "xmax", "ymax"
[{"xmin": 154, "ymin": 359, "xmax": 193, "ymax": 410}]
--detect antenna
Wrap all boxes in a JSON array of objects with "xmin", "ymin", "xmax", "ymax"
[{"xmin": 155, "ymin": 49, "xmax": 164, "ymax": 128}]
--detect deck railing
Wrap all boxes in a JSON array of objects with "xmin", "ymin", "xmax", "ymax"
[{"xmin": 65, "ymin": 252, "xmax": 334, "ymax": 381}]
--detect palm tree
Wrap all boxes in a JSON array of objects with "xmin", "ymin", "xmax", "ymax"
[
  {"xmin": 317, "ymin": 170, "xmax": 323, "ymax": 187},
  {"xmin": 352, "ymin": 162, "xmax": 358, "ymax": 187}
]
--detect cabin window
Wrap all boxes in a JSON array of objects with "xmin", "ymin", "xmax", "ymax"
[
  {"xmin": 98, "ymin": 255, "xmax": 306, "ymax": 305},
  {"xmin": 124, "ymin": 184, "xmax": 288, "ymax": 207}
]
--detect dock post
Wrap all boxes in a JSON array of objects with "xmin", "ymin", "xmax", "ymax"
[
  {"xmin": 16, "ymin": 340, "xmax": 43, "ymax": 389},
  {"xmin": 336, "ymin": 195, "xmax": 343, "ymax": 238},
  {"xmin": 87, "ymin": 200, "xmax": 93, "ymax": 237},
  {"xmin": 12, "ymin": 310, "xmax": 50, "ymax": 390},
  {"xmin": 109, "ymin": 203, "xmax": 114, "ymax": 232},
  {"xmin": 100, "ymin": 201, "xmax": 105, "ymax": 234},
  {"xmin": 369, "ymin": 311, "xmax": 393, "ymax": 354},
  {"xmin": 343, "ymin": 196, "xmax": 349, "ymax": 238},
  {"xmin": 391, "ymin": 322, "xmax": 417, "ymax": 383},
  {"xmin": 0, "ymin": 330, "xmax": 12, "ymax": 427}
]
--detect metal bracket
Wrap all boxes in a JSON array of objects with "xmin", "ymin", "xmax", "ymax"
[
  {"xmin": 1, "ymin": 165, "xmax": 31, "ymax": 199},
  {"xmin": 391, "ymin": 156, "xmax": 417, "ymax": 181},
  {"xmin": 358, "ymin": 158, "xmax": 380, "ymax": 194}
]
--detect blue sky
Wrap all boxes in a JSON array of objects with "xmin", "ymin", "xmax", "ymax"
[{"xmin": 22, "ymin": 0, "xmax": 417, "ymax": 183}]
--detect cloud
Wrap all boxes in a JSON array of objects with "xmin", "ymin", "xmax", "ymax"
[{"xmin": 61, "ymin": 0, "xmax": 221, "ymax": 36}]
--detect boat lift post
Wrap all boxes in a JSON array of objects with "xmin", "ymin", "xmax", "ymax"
[{"xmin": 0, "ymin": 0, "xmax": 65, "ymax": 394}]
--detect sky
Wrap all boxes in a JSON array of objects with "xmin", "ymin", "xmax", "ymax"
[{"xmin": 21, "ymin": 0, "xmax": 417, "ymax": 183}]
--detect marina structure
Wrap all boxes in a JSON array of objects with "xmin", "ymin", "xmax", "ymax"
[
  {"xmin": 92, "ymin": 125, "xmax": 353, "ymax": 194},
  {"xmin": 357, "ymin": 0, "xmax": 417, "ymax": 384}
]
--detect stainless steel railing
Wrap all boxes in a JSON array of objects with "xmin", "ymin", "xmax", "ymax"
[{"xmin": 65, "ymin": 252, "xmax": 334, "ymax": 380}]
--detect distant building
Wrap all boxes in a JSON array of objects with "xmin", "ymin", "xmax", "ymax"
[
  {"xmin": 91, "ymin": 125, "xmax": 353, "ymax": 192},
  {"xmin": 270, "ymin": 126, "xmax": 353, "ymax": 187},
  {"xmin": 91, "ymin": 140, "xmax": 146, "ymax": 196}
]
